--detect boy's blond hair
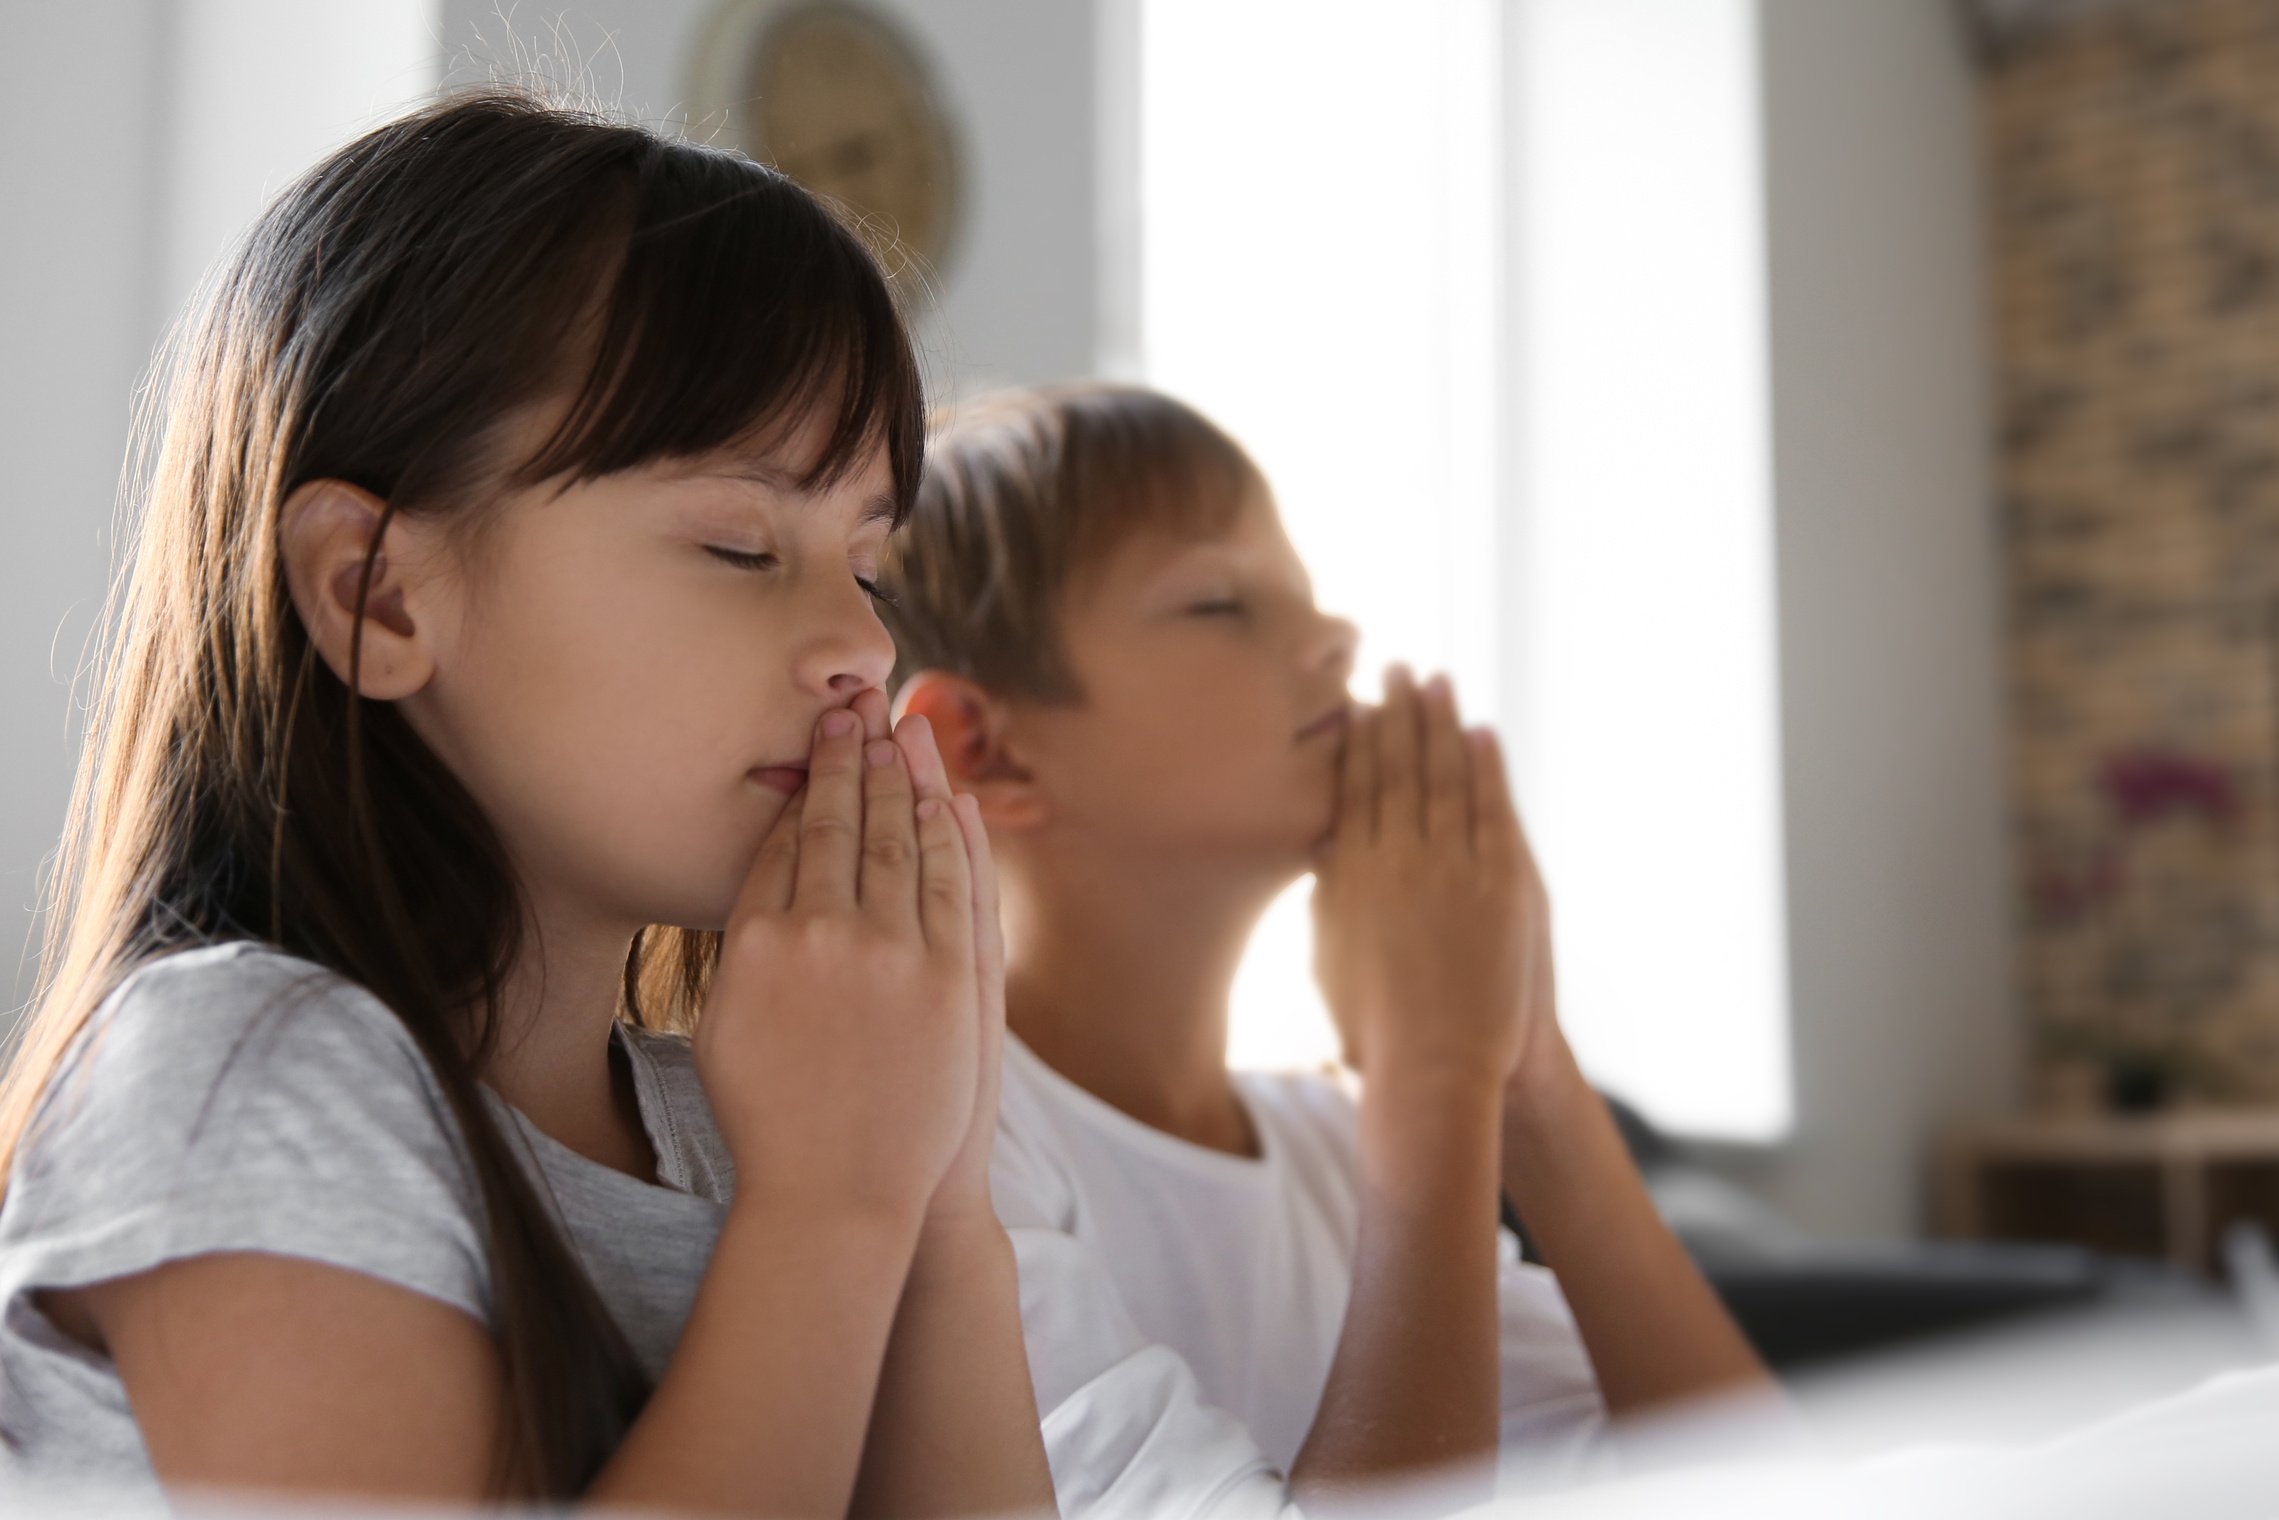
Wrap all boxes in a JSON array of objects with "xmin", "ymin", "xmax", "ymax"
[{"xmin": 879, "ymin": 383, "xmax": 1261, "ymax": 701}]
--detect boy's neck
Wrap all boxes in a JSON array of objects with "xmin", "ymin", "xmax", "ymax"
[{"xmin": 1002, "ymin": 846, "xmax": 1284, "ymax": 1160}]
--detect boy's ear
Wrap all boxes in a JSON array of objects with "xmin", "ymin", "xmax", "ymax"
[
  {"xmin": 896, "ymin": 670, "xmax": 1048, "ymax": 831},
  {"xmin": 277, "ymin": 479, "xmax": 439, "ymax": 701}
]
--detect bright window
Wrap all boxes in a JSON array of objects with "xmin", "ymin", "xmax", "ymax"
[{"xmin": 1136, "ymin": 0, "xmax": 1790, "ymax": 1138}]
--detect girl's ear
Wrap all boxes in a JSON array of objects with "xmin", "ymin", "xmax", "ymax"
[
  {"xmin": 897, "ymin": 670, "xmax": 1048, "ymax": 831},
  {"xmin": 277, "ymin": 479, "xmax": 440, "ymax": 701}
]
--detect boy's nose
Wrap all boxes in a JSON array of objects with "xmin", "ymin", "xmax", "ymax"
[{"xmin": 1312, "ymin": 613, "xmax": 1360, "ymax": 683}]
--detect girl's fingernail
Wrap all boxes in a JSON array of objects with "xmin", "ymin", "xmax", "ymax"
[
  {"xmin": 866, "ymin": 739, "xmax": 898, "ymax": 768},
  {"xmin": 822, "ymin": 710, "xmax": 857, "ymax": 737},
  {"xmin": 1425, "ymin": 673, "xmax": 1451, "ymax": 699},
  {"xmin": 916, "ymin": 797, "xmax": 943, "ymax": 821}
]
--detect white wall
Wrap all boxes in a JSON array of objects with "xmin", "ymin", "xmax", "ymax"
[
  {"xmin": 1732, "ymin": 0, "xmax": 2019, "ymax": 1239},
  {"xmin": 0, "ymin": 0, "xmax": 435, "ymax": 1014},
  {"xmin": 436, "ymin": 0, "xmax": 1102, "ymax": 396},
  {"xmin": 162, "ymin": 0, "xmax": 435, "ymax": 323},
  {"xmin": 0, "ymin": 2, "xmax": 170, "ymax": 1008},
  {"xmin": 1502, "ymin": 0, "xmax": 1792, "ymax": 1144}
]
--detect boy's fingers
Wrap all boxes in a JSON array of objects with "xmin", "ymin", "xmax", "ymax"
[
  {"xmin": 1336, "ymin": 704, "xmax": 1380, "ymax": 846},
  {"xmin": 1378, "ymin": 666, "xmax": 1423, "ymax": 839},
  {"xmin": 915, "ymin": 794, "xmax": 975, "ymax": 956},
  {"xmin": 793, "ymin": 708, "xmax": 864, "ymax": 908},
  {"xmin": 859, "ymin": 737, "xmax": 920, "ymax": 923},
  {"xmin": 1421, "ymin": 675, "xmax": 1469, "ymax": 843},
  {"xmin": 1468, "ymin": 726, "xmax": 1521, "ymax": 865},
  {"xmin": 741, "ymin": 788, "xmax": 805, "ymax": 917}
]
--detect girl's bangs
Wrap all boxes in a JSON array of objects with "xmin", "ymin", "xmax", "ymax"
[{"xmin": 512, "ymin": 146, "xmax": 924, "ymax": 518}]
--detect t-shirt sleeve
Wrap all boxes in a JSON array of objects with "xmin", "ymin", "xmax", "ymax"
[
  {"xmin": 0, "ymin": 945, "xmax": 490, "ymax": 1324},
  {"xmin": 1493, "ymin": 1236, "xmax": 1619, "ymax": 1490},
  {"xmin": 990, "ymin": 1101, "xmax": 1300, "ymax": 1520}
]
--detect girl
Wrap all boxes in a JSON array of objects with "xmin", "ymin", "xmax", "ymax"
[{"xmin": 0, "ymin": 90, "xmax": 1053, "ymax": 1515}]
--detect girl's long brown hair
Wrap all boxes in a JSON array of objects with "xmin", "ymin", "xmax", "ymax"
[{"xmin": 0, "ymin": 88, "xmax": 922, "ymax": 1495}]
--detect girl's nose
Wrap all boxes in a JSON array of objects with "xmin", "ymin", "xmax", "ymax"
[{"xmin": 796, "ymin": 580, "xmax": 899, "ymax": 700}]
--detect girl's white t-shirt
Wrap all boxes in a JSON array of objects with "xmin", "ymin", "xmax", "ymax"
[
  {"xmin": 0, "ymin": 942, "xmax": 733, "ymax": 1491},
  {"xmin": 991, "ymin": 1030, "xmax": 1610, "ymax": 1519}
]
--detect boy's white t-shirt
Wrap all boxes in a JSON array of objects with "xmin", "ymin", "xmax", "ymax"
[{"xmin": 992, "ymin": 1030, "xmax": 1608, "ymax": 1517}]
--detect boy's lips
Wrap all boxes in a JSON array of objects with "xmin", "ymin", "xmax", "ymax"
[
  {"xmin": 750, "ymin": 763, "xmax": 809, "ymax": 794},
  {"xmin": 1295, "ymin": 705, "xmax": 1348, "ymax": 742}
]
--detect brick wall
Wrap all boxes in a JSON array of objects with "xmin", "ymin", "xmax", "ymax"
[{"xmin": 1993, "ymin": 0, "xmax": 2279, "ymax": 1104}]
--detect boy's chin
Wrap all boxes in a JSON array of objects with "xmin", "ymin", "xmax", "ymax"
[
  {"xmin": 1258, "ymin": 817, "xmax": 1338, "ymax": 879},
  {"xmin": 1152, "ymin": 818, "xmax": 1320, "ymax": 882}
]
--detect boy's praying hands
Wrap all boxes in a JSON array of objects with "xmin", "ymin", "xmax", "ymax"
[{"xmin": 1316, "ymin": 664, "xmax": 1775, "ymax": 1470}]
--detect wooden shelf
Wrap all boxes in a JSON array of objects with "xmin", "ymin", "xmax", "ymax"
[{"xmin": 1938, "ymin": 1111, "xmax": 2279, "ymax": 1275}]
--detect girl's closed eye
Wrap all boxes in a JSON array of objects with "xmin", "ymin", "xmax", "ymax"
[
  {"xmin": 703, "ymin": 539, "xmax": 894, "ymax": 606},
  {"xmin": 1187, "ymin": 593, "xmax": 1245, "ymax": 617},
  {"xmin": 850, "ymin": 548, "xmax": 897, "ymax": 607}
]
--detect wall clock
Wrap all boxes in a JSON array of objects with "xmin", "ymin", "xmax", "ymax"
[{"xmin": 690, "ymin": 0, "xmax": 962, "ymax": 287}]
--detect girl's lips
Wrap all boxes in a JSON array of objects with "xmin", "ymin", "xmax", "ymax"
[
  {"xmin": 1296, "ymin": 706, "xmax": 1349, "ymax": 742},
  {"xmin": 750, "ymin": 764, "xmax": 809, "ymax": 794}
]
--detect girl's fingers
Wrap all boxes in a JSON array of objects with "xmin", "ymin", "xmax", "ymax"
[
  {"xmin": 1336, "ymin": 703, "xmax": 1380, "ymax": 848},
  {"xmin": 893, "ymin": 711, "xmax": 954, "ymax": 804},
  {"xmin": 952, "ymin": 791, "xmax": 1006, "ymax": 1042},
  {"xmin": 1420, "ymin": 675, "xmax": 1470, "ymax": 844},
  {"xmin": 740, "ymin": 787, "xmax": 806, "ymax": 917},
  {"xmin": 914, "ymin": 793, "xmax": 975, "ymax": 955},
  {"xmin": 906, "ymin": 706, "xmax": 1002, "ymax": 1103},
  {"xmin": 794, "ymin": 708, "xmax": 865, "ymax": 908},
  {"xmin": 894, "ymin": 714, "xmax": 965, "ymax": 938},
  {"xmin": 852, "ymin": 686, "xmax": 892, "ymax": 743},
  {"xmin": 1378, "ymin": 666, "xmax": 1423, "ymax": 840},
  {"xmin": 859, "ymin": 736, "xmax": 920, "ymax": 922},
  {"xmin": 956, "ymin": 792, "xmax": 1008, "ymax": 1141}
]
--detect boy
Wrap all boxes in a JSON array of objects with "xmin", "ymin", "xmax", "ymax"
[{"xmin": 880, "ymin": 385, "xmax": 1771, "ymax": 1516}]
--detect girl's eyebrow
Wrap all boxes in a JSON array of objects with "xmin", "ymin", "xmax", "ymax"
[
  {"xmin": 687, "ymin": 460, "xmax": 897, "ymax": 527},
  {"xmin": 695, "ymin": 458, "xmax": 801, "ymax": 491}
]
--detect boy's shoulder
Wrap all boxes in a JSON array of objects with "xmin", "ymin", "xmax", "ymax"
[
  {"xmin": 1231, "ymin": 1062, "xmax": 1358, "ymax": 1120},
  {"xmin": 992, "ymin": 1039, "xmax": 1367, "ymax": 1221},
  {"xmin": 1231, "ymin": 1063, "xmax": 1365, "ymax": 1178}
]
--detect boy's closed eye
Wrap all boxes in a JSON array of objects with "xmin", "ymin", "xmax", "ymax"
[{"xmin": 705, "ymin": 546, "xmax": 780, "ymax": 572}]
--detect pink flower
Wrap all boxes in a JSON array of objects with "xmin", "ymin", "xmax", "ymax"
[{"xmin": 2099, "ymin": 748, "xmax": 2240, "ymax": 830}]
